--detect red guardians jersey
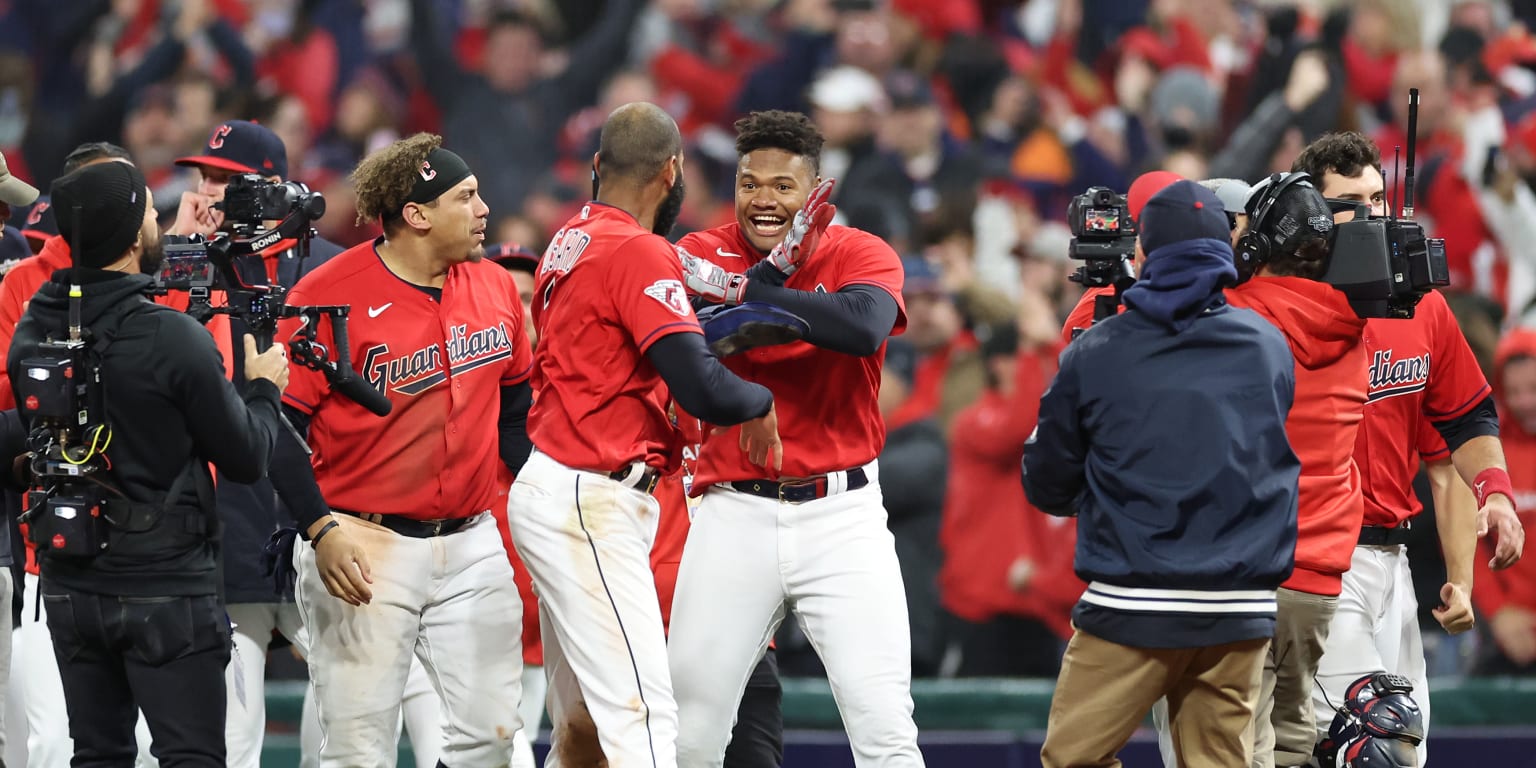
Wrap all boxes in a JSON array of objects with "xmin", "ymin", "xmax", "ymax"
[
  {"xmin": 1356, "ymin": 290, "xmax": 1491, "ymax": 526},
  {"xmin": 677, "ymin": 222, "xmax": 906, "ymax": 485},
  {"xmin": 528, "ymin": 203, "xmax": 703, "ymax": 475},
  {"xmin": 281, "ymin": 239, "xmax": 532, "ymax": 521}
]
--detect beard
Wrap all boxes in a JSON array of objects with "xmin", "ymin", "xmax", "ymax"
[
  {"xmin": 653, "ymin": 175, "xmax": 686, "ymax": 237},
  {"xmin": 138, "ymin": 229, "xmax": 165, "ymax": 276}
]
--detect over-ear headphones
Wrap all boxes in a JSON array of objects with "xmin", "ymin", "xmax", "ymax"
[{"xmin": 1235, "ymin": 171, "xmax": 1314, "ymax": 274}]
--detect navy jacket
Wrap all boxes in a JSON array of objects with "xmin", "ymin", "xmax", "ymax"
[
  {"xmin": 219, "ymin": 237, "xmax": 342, "ymax": 604},
  {"xmin": 1022, "ymin": 301, "xmax": 1301, "ymax": 649}
]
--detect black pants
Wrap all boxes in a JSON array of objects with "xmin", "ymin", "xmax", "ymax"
[
  {"xmin": 726, "ymin": 647, "xmax": 784, "ymax": 768},
  {"xmin": 43, "ymin": 586, "xmax": 231, "ymax": 767},
  {"xmin": 944, "ymin": 611, "xmax": 1064, "ymax": 677}
]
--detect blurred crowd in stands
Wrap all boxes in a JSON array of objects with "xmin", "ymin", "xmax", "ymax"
[{"xmin": 3, "ymin": 0, "xmax": 1536, "ymax": 681}]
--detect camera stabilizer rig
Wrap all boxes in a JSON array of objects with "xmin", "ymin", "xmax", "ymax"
[{"xmin": 155, "ymin": 175, "xmax": 392, "ymax": 422}]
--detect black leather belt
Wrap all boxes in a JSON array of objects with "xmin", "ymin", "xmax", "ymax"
[
  {"xmin": 731, "ymin": 467, "xmax": 869, "ymax": 503},
  {"xmin": 609, "ymin": 465, "xmax": 661, "ymax": 494},
  {"xmin": 1359, "ymin": 520, "xmax": 1413, "ymax": 546},
  {"xmin": 334, "ymin": 509, "xmax": 474, "ymax": 538}
]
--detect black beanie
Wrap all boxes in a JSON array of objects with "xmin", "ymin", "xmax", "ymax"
[{"xmin": 50, "ymin": 162, "xmax": 148, "ymax": 269}]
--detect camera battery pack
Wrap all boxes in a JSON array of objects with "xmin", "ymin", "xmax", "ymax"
[
  {"xmin": 26, "ymin": 488, "xmax": 109, "ymax": 557},
  {"xmin": 17, "ymin": 356, "xmax": 85, "ymax": 424}
]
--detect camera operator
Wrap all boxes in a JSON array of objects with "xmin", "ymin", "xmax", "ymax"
[
  {"xmin": 6, "ymin": 161, "xmax": 288, "ymax": 765},
  {"xmin": 1295, "ymin": 131, "xmax": 1525, "ymax": 765},
  {"xmin": 164, "ymin": 119, "xmax": 344, "ymax": 768},
  {"xmin": 1024, "ymin": 181, "xmax": 1301, "ymax": 767},
  {"xmin": 0, "ymin": 140, "xmax": 167, "ymax": 768}
]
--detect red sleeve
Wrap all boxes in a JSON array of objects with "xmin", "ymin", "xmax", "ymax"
[
  {"xmin": 962, "ymin": 348, "xmax": 1061, "ymax": 463},
  {"xmin": 1423, "ymin": 292, "xmax": 1492, "ymax": 420},
  {"xmin": 1417, "ymin": 419, "xmax": 1451, "ymax": 461},
  {"xmin": 276, "ymin": 283, "xmax": 333, "ymax": 415},
  {"xmin": 0, "ymin": 262, "xmax": 37, "ymax": 411},
  {"xmin": 610, "ymin": 235, "xmax": 704, "ymax": 354},
  {"xmin": 1060, "ymin": 288, "xmax": 1109, "ymax": 345},
  {"xmin": 831, "ymin": 229, "xmax": 908, "ymax": 334}
]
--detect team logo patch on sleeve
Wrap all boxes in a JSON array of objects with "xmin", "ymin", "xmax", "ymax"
[{"xmin": 645, "ymin": 279, "xmax": 692, "ymax": 317}]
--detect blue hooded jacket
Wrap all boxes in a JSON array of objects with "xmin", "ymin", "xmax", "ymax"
[{"xmin": 1022, "ymin": 182, "xmax": 1300, "ymax": 649}]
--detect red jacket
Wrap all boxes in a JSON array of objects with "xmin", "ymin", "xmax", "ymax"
[
  {"xmin": 0, "ymin": 235, "xmax": 72, "ymax": 410},
  {"xmin": 1473, "ymin": 329, "xmax": 1536, "ymax": 618},
  {"xmin": 1228, "ymin": 277, "xmax": 1368, "ymax": 595},
  {"xmin": 938, "ymin": 347, "xmax": 1081, "ymax": 637}
]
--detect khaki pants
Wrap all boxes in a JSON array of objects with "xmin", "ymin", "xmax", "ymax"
[
  {"xmin": 1251, "ymin": 589, "xmax": 1337, "ymax": 768},
  {"xmin": 1041, "ymin": 627, "xmax": 1268, "ymax": 768}
]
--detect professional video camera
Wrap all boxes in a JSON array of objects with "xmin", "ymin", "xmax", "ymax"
[
  {"xmin": 14, "ymin": 182, "xmax": 387, "ymax": 557},
  {"xmin": 154, "ymin": 183, "xmax": 390, "ymax": 419},
  {"xmin": 1319, "ymin": 88, "xmax": 1450, "ymax": 319},
  {"xmin": 1066, "ymin": 186, "xmax": 1139, "ymax": 328}
]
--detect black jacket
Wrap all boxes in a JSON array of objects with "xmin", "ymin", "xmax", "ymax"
[
  {"xmin": 216, "ymin": 238, "xmax": 342, "ymax": 604},
  {"xmin": 7, "ymin": 269, "xmax": 281, "ymax": 596}
]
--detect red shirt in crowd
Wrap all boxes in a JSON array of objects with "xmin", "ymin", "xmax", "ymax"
[
  {"xmin": 1472, "ymin": 329, "xmax": 1536, "ymax": 624},
  {"xmin": 938, "ymin": 347, "xmax": 1081, "ymax": 639},
  {"xmin": 676, "ymin": 222, "xmax": 906, "ymax": 485}
]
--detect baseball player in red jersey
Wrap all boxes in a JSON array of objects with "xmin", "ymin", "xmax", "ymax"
[
  {"xmin": 668, "ymin": 110, "xmax": 923, "ymax": 767},
  {"xmin": 509, "ymin": 102, "xmax": 780, "ymax": 767},
  {"xmin": 1293, "ymin": 132, "xmax": 1525, "ymax": 765},
  {"xmin": 272, "ymin": 134, "xmax": 534, "ymax": 767}
]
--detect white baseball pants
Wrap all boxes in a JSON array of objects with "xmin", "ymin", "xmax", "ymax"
[
  {"xmin": 508, "ymin": 449, "xmax": 676, "ymax": 768},
  {"xmin": 668, "ymin": 465, "xmax": 925, "ymax": 767},
  {"xmin": 294, "ymin": 511, "xmax": 524, "ymax": 768},
  {"xmin": 224, "ymin": 601, "xmax": 304, "ymax": 768}
]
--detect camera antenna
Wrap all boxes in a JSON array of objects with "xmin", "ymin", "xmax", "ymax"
[
  {"xmin": 1389, "ymin": 146, "xmax": 1399, "ymax": 222},
  {"xmin": 67, "ymin": 204, "xmax": 83, "ymax": 344},
  {"xmin": 1402, "ymin": 87, "xmax": 1419, "ymax": 220}
]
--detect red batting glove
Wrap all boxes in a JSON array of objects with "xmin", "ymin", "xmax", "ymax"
[{"xmin": 765, "ymin": 178, "xmax": 837, "ymax": 276}]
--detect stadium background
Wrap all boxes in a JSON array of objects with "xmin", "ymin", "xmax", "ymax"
[{"xmin": 2, "ymin": 0, "xmax": 1536, "ymax": 764}]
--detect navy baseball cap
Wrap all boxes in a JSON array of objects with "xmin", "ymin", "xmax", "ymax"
[
  {"xmin": 900, "ymin": 255, "xmax": 944, "ymax": 296},
  {"xmin": 487, "ymin": 243, "xmax": 540, "ymax": 273},
  {"xmin": 176, "ymin": 120, "xmax": 288, "ymax": 179}
]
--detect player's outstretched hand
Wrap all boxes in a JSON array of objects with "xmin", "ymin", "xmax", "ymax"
[
  {"xmin": 678, "ymin": 245, "xmax": 749, "ymax": 304},
  {"xmin": 739, "ymin": 403, "xmax": 783, "ymax": 476},
  {"xmin": 1481, "ymin": 494, "xmax": 1525, "ymax": 570},
  {"xmin": 243, "ymin": 334, "xmax": 290, "ymax": 392},
  {"xmin": 1433, "ymin": 581, "xmax": 1475, "ymax": 634},
  {"xmin": 307, "ymin": 516, "xmax": 374, "ymax": 606},
  {"xmin": 765, "ymin": 178, "xmax": 836, "ymax": 276}
]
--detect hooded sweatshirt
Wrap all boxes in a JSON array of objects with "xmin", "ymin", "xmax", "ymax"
[
  {"xmin": 1472, "ymin": 329, "xmax": 1536, "ymax": 620},
  {"xmin": 1023, "ymin": 235, "xmax": 1300, "ymax": 648},
  {"xmin": 1228, "ymin": 276, "xmax": 1368, "ymax": 595},
  {"xmin": 7, "ymin": 269, "xmax": 281, "ymax": 596}
]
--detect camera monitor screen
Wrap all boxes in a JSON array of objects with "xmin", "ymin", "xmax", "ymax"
[{"xmin": 1084, "ymin": 208, "xmax": 1120, "ymax": 232}]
